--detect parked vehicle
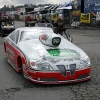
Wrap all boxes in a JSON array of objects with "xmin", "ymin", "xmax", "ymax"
[
  {"xmin": 0, "ymin": 21, "xmax": 15, "ymax": 37},
  {"xmin": 35, "ymin": 23, "xmax": 53, "ymax": 28}
]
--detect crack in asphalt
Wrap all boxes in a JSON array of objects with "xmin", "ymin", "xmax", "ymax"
[{"xmin": 6, "ymin": 87, "xmax": 21, "ymax": 92}]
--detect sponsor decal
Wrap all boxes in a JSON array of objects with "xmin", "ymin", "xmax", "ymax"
[
  {"xmin": 47, "ymin": 58, "xmax": 62, "ymax": 63},
  {"xmin": 96, "ymin": 12, "xmax": 100, "ymax": 21},
  {"xmin": 42, "ymin": 49, "xmax": 80, "ymax": 63},
  {"xmin": 40, "ymin": 34, "xmax": 49, "ymax": 41},
  {"xmin": 39, "ymin": 49, "xmax": 80, "ymax": 63},
  {"xmin": 95, "ymin": 3, "xmax": 100, "ymax": 6},
  {"xmin": 51, "ymin": 14, "xmax": 58, "ymax": 21},
  {"xmin": 52, "ymin": 37, "xmax": 61, "ymax": 46},
  {"xmin": 6, "ymin": 47, "xmax": 15, "ymax": 59},
  {"xmin": 5, "ymin": 26, "xmax": 12, "ymax": 28},
  {"xmin": 46, "ymin": 49, "xmax": 79, "ymax": 57},
  {"xmin": 80, "ymin": 13, "xmax": 90, "ymax": 23}
]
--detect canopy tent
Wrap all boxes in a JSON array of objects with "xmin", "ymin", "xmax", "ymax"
[
  {"xmin": 51, "ymin": 5, "xmax": 59, "ymax": 11},
  {"xmin": 39, "ymin": 6, "xmax": 52, "ymax": 14},
  {"xmin": 57, "ymin": 2, "xmax": 72, "ymax": 9}
]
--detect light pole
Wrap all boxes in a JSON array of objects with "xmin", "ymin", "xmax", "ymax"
[{"xmin": 28, "ymin": 0, "xmax": 29, "ymax": 7}]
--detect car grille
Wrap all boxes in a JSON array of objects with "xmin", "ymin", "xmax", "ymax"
[
  {"xmin": 57, "ymin": 64, "xmax": 76, "ymax": 76},
  {"xmin": 57, "ymin": 65, "xmax": 66, "ymax": 76},
  {"xmin": 70, "ymin": 64, "xmax": 76, "ymax": 76}
]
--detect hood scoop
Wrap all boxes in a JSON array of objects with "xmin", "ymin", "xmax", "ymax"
[{"xmin": 39, "ymin": 33, "xmax": 61, "ymax": 47}]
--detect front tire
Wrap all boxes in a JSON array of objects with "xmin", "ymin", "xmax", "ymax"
[{"xmin": 1, "ymin": 31, "xmax": 4, "ymax": 37}]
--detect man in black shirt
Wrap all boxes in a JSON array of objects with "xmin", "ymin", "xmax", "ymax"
[
  {"xmin": 31, "ymin": 19, "xmax": 38, "ymax": 26},
  {"xmin": 41, "ymin": 17, "xmax": 49, "ymax": 23},
  {"xmin": 53, "ymin": 18, "xmax": 66, "ymax": 35}
]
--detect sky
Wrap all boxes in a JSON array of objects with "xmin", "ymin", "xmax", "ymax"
[{"xmin": 0, "ymin": 0, "xmax": 72, "ymax": 8}]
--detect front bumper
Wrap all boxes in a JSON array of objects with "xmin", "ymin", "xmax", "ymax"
[
  {"xmin": 1, "ymin": 29, "xmax": 15, "ymax": 34},
  {"xmin": 24, "ymin": 67, "xmax": 91, "ymax": 84}
]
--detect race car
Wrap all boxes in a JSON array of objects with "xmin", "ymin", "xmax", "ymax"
[
  {"xmin": 4, "ymin": 27, "xmax": 91, "ymax": 84},
  {"xmin": 25, "ymin": 20, "xmax": 35, "ymax": 27},
  {"xmin": 0, "ymin": 21, "xmax": 15, "ymax": 37},
  {"xmin": 35, "ymin": 23, "xmax": 53, "ymax": 28}
]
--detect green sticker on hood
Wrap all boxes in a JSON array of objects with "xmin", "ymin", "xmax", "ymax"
[{"xmin": 46, "ymin": 49, "xmax": 79, "ymax": 58}]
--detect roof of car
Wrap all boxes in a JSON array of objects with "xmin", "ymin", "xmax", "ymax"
[{"xmin": 17, "ymin": 27, "xmax": 53, "ymax": 33}]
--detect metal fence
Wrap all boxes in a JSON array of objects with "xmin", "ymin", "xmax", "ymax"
[
  {"xmin": 14, "ymin": 14, "xmax": 100, "ymax": 29},
  {"xmin": 69, "ymin": 16, "xmax": 100, "ymax": 29}
]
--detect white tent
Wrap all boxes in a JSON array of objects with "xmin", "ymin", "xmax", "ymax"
[
  {"xmin": 57, "ymin": 6, "xmax": 72, "ymax": 9},
  {"xmin": 57, "ymin": 2, "xmax": 72, "ymax": 9}
]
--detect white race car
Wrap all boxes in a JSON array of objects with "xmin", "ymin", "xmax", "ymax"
[{"xmin": 4, "ymin": 27, "xmax": 91, "ymax": 84}]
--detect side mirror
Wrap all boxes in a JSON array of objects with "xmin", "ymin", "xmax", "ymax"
[
  {"xmin": 69, "ymin": 36, "xmax": 73, "ymax": 43},
  {"xmin": 64, "ymin": 31, "xmax": 73, "ymax": 42},
  {"xmin": 2, "ymin": 22, "xmax": 4, "ymax": 26}
]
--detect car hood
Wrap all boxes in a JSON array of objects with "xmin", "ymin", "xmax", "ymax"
[
  {"xmin": 17, "ymin": 36, "xmax": 89, "ymax": 70},
  {"xmin": 17, "ymin": 36, "xmax": 87, "ymax": 60}
]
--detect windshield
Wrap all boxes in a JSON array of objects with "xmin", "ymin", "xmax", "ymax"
[
  {"xmin": 20, "ymin": 30, "xmax": 53, "ymax": 41},
  {"xmin": 20, "ymin": 31, "xmax": 40, "ymax": 41},
  {"xmin": 2, "ymin": 21, "xmax": 14, "ymax": 25}
]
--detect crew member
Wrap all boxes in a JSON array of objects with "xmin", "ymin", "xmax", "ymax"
[
  {"xmin": 41, "ymin": 17, "xmax": 49, "ymax": 23},
  {"xmin": 53, "ymin": 18, "xmax": 66, "ymax": 35}
]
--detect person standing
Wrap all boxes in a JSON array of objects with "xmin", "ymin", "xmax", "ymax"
[
  {"xmin": 31, "ymin": 19, "xmax": 38, "ymax": 26},
  {"xmin": 53, "ymin": 18, "xmax": 66, "ymax": 35},
  {"xmin": 25, "ymin": 16, "xmax": 31, "ymax": 26},
  {"xmin": 0, "ymin": 17, "xmax": 2, "ymax": 31},
  {"xmin": 41, "ymin": 17, "xmax": 49, "ymax": 23}
]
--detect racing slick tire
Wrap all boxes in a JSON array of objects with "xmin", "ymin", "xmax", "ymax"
[{"xmin": 1, "ymin": 31, "xmax": 5, "ymax": 37}]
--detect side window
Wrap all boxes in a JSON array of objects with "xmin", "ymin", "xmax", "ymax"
[
  {"xmin": 20, "ymin": 31, "xmax": 24, "ymax": 41},
  {"xmin": 9, "ymin": 31, "xmax": 15, "ymax": 42},
  {"xmin": 9, "ymin": 30, "xmax": 18, "ymax": 43},
  {"xmin": 15, "ymin": 31, "xmax": 19, "ymax": 44}
]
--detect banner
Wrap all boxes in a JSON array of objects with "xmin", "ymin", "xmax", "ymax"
[
  {"xmin": 36, "ymin": 14, "xmax": 39, "ymax": 20},
  {"xmin": 96, "ymin": 12, "xmax": 100, "ymax": 21},
  {"xmin": 80, "ymin": 13, "xmax": 90, "ymax": 23},
  {"xmin": 51, "ymin": 14, "xmax": 58, "ymax": 21}
]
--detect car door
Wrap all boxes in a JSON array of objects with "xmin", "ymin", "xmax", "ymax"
[{"xmin": 6, "ymin": 30, "xmax": 19, "ymax": 68}]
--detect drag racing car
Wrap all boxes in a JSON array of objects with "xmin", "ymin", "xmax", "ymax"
[
  {"xmin": 35, "ymin": 23, "xmax": 53, "ymax": 28},
  {"xmin": 4, "ymin": 27, "xmax": 91, "ymax": 84},
  {"xmin": 0, "ymin": 21, "xmax": 15, "ymax": 37},
  {"xmin": 25, "ymin": 20, "xmax": 34, "ymax": 27}
]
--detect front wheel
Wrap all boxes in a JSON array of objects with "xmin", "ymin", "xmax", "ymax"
[{"xmin": 1, "ymin": 31, "xmax": 5, "ymax": 37}]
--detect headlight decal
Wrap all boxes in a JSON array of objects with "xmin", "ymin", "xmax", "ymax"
[
  {"xmin": 80, "ymin": 55, "xmax": 91, "ymax": 69},
  {"xmin": 36, "ymin": 61, "xmax": 54, "ymax": 71},
  {"xmin": 27, "ymin": 59, "xmax": 54, "ymax": 71}
]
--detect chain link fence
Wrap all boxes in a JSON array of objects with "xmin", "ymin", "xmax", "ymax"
[
  {"xmin": 13, "ymin": 13, "xmax": 100, "ymax": 29},
  {"xmin": 69, "ymin": 16, "xmax": 100, "ymax": 29}
]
